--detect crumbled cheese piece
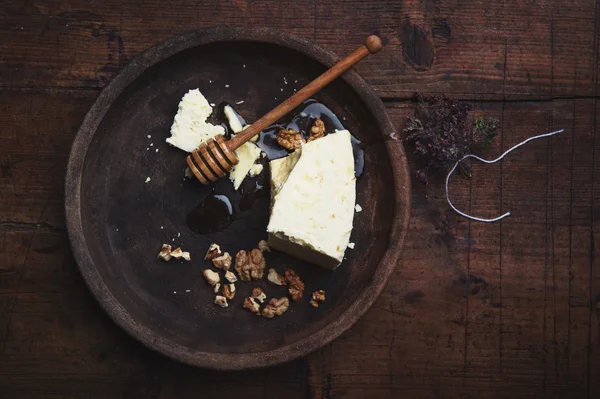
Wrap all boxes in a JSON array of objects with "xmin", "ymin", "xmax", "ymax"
[
  {"xmin": 249, "ymin": 163, "xmax": 263, "ymax": 177},
  {"xmin": 224, "ymin": 105, "xmax": 244, "ymax": 134},
  {"xmin": 355, "ymin": 204, "xmax": 362, "ymax": 212},
  {"xmin": 166, "ymin": 89, "xmax": 225, "ymax": 152},
  {"xmin": 229, "ymin": 141, "xmax": 262, "ymax": 190},
  {"xmin": 145, "ymin": 177, "xmax": 151, "ymax": 183},
  {"xmin": 347, "ymin": 242, "xmax": 355, "ymax": 249}
]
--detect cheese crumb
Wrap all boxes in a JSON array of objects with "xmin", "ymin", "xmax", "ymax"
[
  {"xmin": 355, "ymin": 204, "xmax": 362, "ymax": 212},
  {"xmin": 347, "ymin": 242, "xmax": 355, "ymax": 249},
  {"xmin": 249, "ymin": 163, "xmax": 263, "ymax": 177},
  {"xmin": 145, "ymin": 177, "xmax": 151, "ymax": 183}
]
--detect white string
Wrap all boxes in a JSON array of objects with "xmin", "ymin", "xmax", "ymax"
[{"xmin": 446, "ymin": 129, "xmax": 564, "ymax": 222}]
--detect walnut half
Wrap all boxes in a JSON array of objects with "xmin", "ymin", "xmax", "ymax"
[
  {"xmin": 261, "ymin": 297, "xmax": 289, "ymax": 318},
  {"xmin": 285, "ymin": 269, "xmax": 304, "ymax": 302},
  {"xmin": 276, "ymin": 128, "xmax": 305, "ymax": 150},
  {"xmin": 310, "ymin": 290, "xmax": 326, "ymax": 308},
  {"xmin": 235, "ymin": 249, "xmax": 266, "ymax": 281}
]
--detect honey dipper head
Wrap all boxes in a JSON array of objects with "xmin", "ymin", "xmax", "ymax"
[{"xmin": 186, "ymin": 135, "xmax": 239, "ymax": 184}]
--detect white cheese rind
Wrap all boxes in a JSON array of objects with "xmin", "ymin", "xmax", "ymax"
[
  {"xmin": 166, "ymin": 89, "xmax": 224, "ymax": 152},
  {"xmin": 267, "ymin": 130, "xmax": 356, "ymax": 269}
]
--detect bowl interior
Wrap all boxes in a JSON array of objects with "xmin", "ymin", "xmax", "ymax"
[{"xmin": 79, "ymin": 40, "xmax": 395, "ymax": 357}]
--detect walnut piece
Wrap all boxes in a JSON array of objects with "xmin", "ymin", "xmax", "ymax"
[
  {"xmin": 258, "ymin": 240, "xmax": 271, "ymax": 253},
  {"xmin": 235, "ymin": 249, "xmax": 266, "ymax": 281},
  {"xmin": 212, "ymin": 252, "xmax": 232, "ymax": 271},
  {"xmin": 267, "ymin": 268, "xmax": 286, "ymax": 286},
  {"xmin": 158, "ymin": 244, "xmax": 172, "ymax": 261},
  {"xmin": 223, "ymin": 283, "xmax": 236, "ymax": 300},
  {"xmin": 276, "ymin": 128, "xmax": 305, "ymax": 150},
  {"xmin": 205, "ymin": 243, "xmax": 222, "ymax": 260},
  {"xmin": 203, "ymin": 269, "xmax": 220, "ymax": 286},
  {"xmin": 310, "ymin": 290, "xmax": 326, "ymax": 308},
  {"xmin": 214, "ymin": 295, "xmax": 228, "ymax": 308},
  {"xmin": 170, "ymin": 247, "xmax": 191, "ymax": 261},
  {"xmin": 261, "ymin": 297, "xmax": 289, "ymax": 319},
  {"xmin": 158, "ymin": 244, "xmax": 190, "ymax": 261},
  {"xmin": 285, "ymin": 269, "xmax": 305, "ymax": 302},
  {"xmin": 243, "ymin": 297, "xmax": 260, "ymax": 314},
  {"xmin": 308, "ymin": 118, "xmax": 325, "ymax": 142},
  {"xmin": 224, "ymin": 271, "xmax": 238, "ymax": 283},
  {"xmin": 251, "ymin": 287, "xmax": 266, "ymax": 303}
]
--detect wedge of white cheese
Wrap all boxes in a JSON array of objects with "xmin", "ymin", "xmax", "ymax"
[
  {"xmin": 267, "ymin": 130, "xmax": 356, "ymax": 269},
  {"xmin": 166, "ymin": 89, "xmax": 224, "ymax": 152}
]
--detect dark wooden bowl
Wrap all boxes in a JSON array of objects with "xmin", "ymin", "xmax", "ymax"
[{"xmin": 65, "ymin": 27, "xmax": 411, "ymax": 370}]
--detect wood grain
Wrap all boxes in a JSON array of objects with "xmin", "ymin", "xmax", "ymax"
[
  {"xmin": 1, "ymin": 0, "xmax": 599, "ymax": 397},
  {"xmin": 1, "ymin": 1, "xmax": 599, "ymax": 99}
]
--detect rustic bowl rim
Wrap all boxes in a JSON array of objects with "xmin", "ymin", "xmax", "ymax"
[{"xmin": 65, "ymin": 26, "xmax": 411, "ymax": 370}]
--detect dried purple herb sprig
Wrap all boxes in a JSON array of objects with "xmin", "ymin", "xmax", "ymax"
[{"xmin": 404, "ymin": 94, "xmax": 500, "ymax": 185}]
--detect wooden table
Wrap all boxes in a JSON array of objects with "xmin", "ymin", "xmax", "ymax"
[{"xmin": 1, "ymin": 1, "xmax": 598, "ymax": 397}]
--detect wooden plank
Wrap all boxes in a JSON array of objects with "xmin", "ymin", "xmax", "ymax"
[
  {"xmin": 0, "ymin": 88, "xmax": 307, "ymax": 398},
  {"xmin": 307, "ymin": 100, "xmax": 599, "ymax": 398},
  {"xmin": 1, "ymin": 0, "xmax": 598, "ymax": 99},
  {"xmin": 1, "ymin": 27, "xmax": 599, "ymax": 397},
  {"xmin": 0, "ymin": 88, "xmax": 97, "ymax": 226}
]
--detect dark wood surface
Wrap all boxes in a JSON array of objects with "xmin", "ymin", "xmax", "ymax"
[{"xmin": 0, "ymin": 0, "xmax": 598, "ymax": 397}]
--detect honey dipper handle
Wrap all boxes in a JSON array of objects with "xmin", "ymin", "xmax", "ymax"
[{"xmin": 227, "ymin": 35, "xmax": 383, "ymax": 151}]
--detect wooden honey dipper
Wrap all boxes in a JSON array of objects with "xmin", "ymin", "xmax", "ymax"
[{"xmin": 186, "ymin": 35, "xmax": 383, "ymax": 184}]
